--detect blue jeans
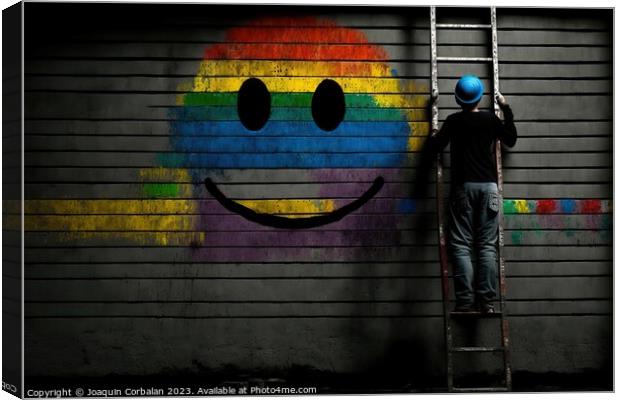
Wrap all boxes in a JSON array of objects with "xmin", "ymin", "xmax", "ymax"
[{"xmin": 448, "ymin": 182, "xmax": 500, "ymax": 307}]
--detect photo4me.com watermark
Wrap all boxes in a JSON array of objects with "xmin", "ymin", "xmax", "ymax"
[{"xmin": 24, "ymin": 385, "xmax": 318, "ymax": 398}]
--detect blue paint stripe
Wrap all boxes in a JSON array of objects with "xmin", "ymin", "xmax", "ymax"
[
  {"xmin": 559, "ymin": 199, "xmax": 577, "ymax": 213},
  {"xmin": 170, "ymin": 106, "xmax": 407, "ymax": 121},
  {"xmin": 157, "ymin": 152, "xmax": 407, "ymax": 168},
  {"xmin": 171, "ymin": 136, "xmax": 411, "ymax": 153},
  {"xmin": 170, "ymin": 121, "xmax": 413, "ymax": 136}
]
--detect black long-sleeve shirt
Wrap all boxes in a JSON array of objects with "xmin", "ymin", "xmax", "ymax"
[{"xmin": 430, "ymin": 105, "xmax": 517, "ymax": 184}]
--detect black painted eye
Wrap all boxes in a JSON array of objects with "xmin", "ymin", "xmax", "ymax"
[
  {"xmin": 237, "ymin": 78, "xmax": 270, "ymax": 131},
  {"xmin": 312, "ymin": 79, "xmax": 345, "ymax": 131}
]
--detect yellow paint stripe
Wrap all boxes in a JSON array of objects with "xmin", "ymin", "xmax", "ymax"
[
  {"xmin": 139, "ymin": 167, "xmax": 194, "ymax": 197},
  {"xmin": 237, "ymin": 199, "xmax": 335, "ymax": 215},
  {"xmin": 407, "ymin": 136, "xmax": 427, "ymax": 152},
  {"xmin": 196, "ymin": 60, "xmax": 394, "ymax": 78},
  {"xmin": 371, "ymin": 94, "xmax": 428, "ymax": 108},
  {"xmin": 25, "ymin": 200, "xmax": 200, "ymax": 215},
  {"xmin": 139, "ymin": 167, "xmax": 192, "ymax": 182},
  {"xmin": 23, "ymin": 215, "xmax": 196, "ymax": 232},
  {"xmin": 192, "ymin": 76, "xmax": 426, "ymax": 95},
  {"xmin": 513, "ymin": 199, "xmax": 531, "ymax": 214},
  {"xmin": 24, "ymin": 199, "xmax": 336, "ymax": 215}
]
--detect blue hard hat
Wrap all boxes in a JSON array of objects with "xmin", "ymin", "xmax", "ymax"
[{"xmin": 454, "ymin": 75, "xmax": 484, "ymax": 105}]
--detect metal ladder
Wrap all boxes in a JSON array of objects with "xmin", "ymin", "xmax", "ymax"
[{"xmin": 429, "ymin": 6, "xmax": 512, "ymax": 392}]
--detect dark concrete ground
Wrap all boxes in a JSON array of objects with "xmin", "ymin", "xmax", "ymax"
[{"xmin": 25, "ymin": 367, "xmax": 613, "ymax": 395}]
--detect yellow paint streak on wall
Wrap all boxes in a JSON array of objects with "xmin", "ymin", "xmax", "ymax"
[
  {"xmin": 25, "ymin": 199, "xmax": 336, "ymax": 215},
  {"xmin": 176, "ymin": 82, "xmax": 194, "ymax": 105},
  {"xmin": 514, "ymin": 199, "xmax": 531, "ymax": 214},
  {"xmin": 407, "ymin": 136, "xmax": 427, "ymax": 152},
  {"xmin": 236, "ymin": 199, "xmax": 335, "ymax": 216},
  {"xmin": 24, "ymin": 215, "xmax": 196, "ymax": 232},
  {"xmin": 193, "ymin": 76, "xmax": 426, "ymax": 94},
  {"xmin": 26, "ymin": 199, "xmax": 199, "ymax": 215},
  {"xmin": 371, "ymin": 94, "xmax": 428, "ymax": 108},
  {"xmin": 139, "ymin": 167, "xmax": 194, "ymax": 197},
  {"xmin": 139, "ymin": 167, "xmax": 194, "ymax": 182},
  {"xmin": 21, "ymin": 198, "xmax": 337, "ymax": 243},
  {"xmin": 197, "ymin": 60, "xmax": 394, "ymax": 78}
]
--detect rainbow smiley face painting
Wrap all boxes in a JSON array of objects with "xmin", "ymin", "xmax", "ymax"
[{"xmin": 145, "ymin": 16, "xmax": 429, "ymax": 261}]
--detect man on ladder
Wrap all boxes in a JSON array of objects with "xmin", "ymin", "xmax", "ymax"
[
  {"xmin": 429, "ymin": 76, "xmax": 517, "ymax": 313},
  {"xmin": 428, "ymin": 7, "xmax": 516, "ymax": 391}
]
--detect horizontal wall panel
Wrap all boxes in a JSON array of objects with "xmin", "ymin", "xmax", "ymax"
[
  {"xmin": 24, "ymin": 299, "xmax": 612, "ymax": 318},
  {"xmin": 25, "ymin": 43, "xmax": 612, "ymax": 62},
  {"xmin": 27, "ymin": 75, "xmax": 613, "ymax": 95},
  {"xmin": 19, "ymin": 214, "xmax": 612, "ymax": 235},
  {"xmin": 23, "ymin": 182, "xmax": 613, "ymax": 199},
  {"xmin": 25, "ymin": 60, "xmax": 613, "ymax": 79},
  {"xmin": 24, "ymin": 230, "xmax": 612, "ymax": 248},
  {"xmin": 24, "ymin": 167, "xmax": 614, "ymax": 184},
  {"xmin": 24, "ymin": 120, "xmax": 613, "ymax": 137},
  {"xmin": 23, "ymin": 27, "xmax": 612, "ymax": 46},
  {"xmin": 23, "ymin": 152, "xmax": 614, "ymax": 168},
  {"xmin": 25, "ymin": 77, "xmax": 613, "ymax": 95},
  {"xmin": 23, "ymin": 135, "xmax": 613, "ymax": 153},
  {"xmin": 24, "ymin": 276, "xmax": 611, "ymax": 302},
  {"xmin": 497, "ymin": 10, "xmax": 611, "ymax": 30},
  {"xmin": 25, "ymin": 93, "xmax": 612, "ymax": 120},
  {"xmin": 443, "ymin": 63, "xmax": 612, "ymax": 79},
  {"xmin": 22, "ymin": 246, "xmax": 612, "ymax": 264},
  {"xmin": 19, "ymin": 198, "xmax": 612, "ymax": 216},
  {"xmin": 23, "ymin": 260, "xmax": 613, "ymax": 279}
]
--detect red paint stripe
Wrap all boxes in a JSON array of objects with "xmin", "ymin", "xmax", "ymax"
[
  {"xmin": 536, "ymin": 199, "xmax": 556, "ymax": 214},
  {"xmin": 580, "ymin": 199, "xmax": 602, "ymax": 214},
  {"xmin": 204, "ymin": 43, "xmax": 388, "ymax": 61}
]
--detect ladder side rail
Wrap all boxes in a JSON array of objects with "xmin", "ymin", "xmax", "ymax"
[
  {"xmin": 491, "ymin": 6, "xmax": 513, "ymax": 391},
  {"xmin": 430, "ymin": 5, "xmax": 454, "ymax": 392}
]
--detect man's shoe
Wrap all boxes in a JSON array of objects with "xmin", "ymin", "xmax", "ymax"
[{"xmin": 480, "ymin": 304, "xmax": 495, "ymax": 314}]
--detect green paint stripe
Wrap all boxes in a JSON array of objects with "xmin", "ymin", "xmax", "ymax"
[
  {"xmin": 184, "ymin": 92, "xmax": 383, "ymax": 108},
  {"xmin": 174, "ymin": 106, "xmax": 410, "ymax": 121},
  {"xmin": 143, "ymin": 183, "xmax": 179, "ymax": 198}
]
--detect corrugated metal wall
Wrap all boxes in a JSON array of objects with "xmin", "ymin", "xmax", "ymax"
[
  {"xmin": 3, "ymin": 3, "xmax": 24, "ymax": 396},
  {"xmin": 22, "ymin": 4, "xmax": 612, "ymax": 389}
]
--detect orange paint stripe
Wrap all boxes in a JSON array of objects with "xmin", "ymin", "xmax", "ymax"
[{"xmin": 204, "ymin": 43, "xmax": 387, "ymax": 61}]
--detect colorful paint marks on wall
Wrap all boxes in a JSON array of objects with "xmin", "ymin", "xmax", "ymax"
[
  {"xmin": 503, "ymin": 199, "xmax": 611, "ymax": 215},
  {"xmin": 20, "ymin": 16, "xmax": 612, "ymax": 259},
  {"xmin": 155, "ymin": 15, "xmax": 428, "ymax": 240}
]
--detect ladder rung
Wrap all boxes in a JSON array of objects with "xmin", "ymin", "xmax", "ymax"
[
  {"xmin": 450, "ymin": 311, "xmax": 503, "ymax": 318},
  {"xmin": 451, "ymin": 346, "xmax": 504, "ymax": 353},
  {"xmin": 437, "ymin": 56, "xmax": 493, "ymax": 62},
  {"xmin": 435, "ymin": 23, "xmax": 492, "ymax": 29},
  {"xmin": 452, "ymin": 387, "xmax": 509, "ymax": 393}
]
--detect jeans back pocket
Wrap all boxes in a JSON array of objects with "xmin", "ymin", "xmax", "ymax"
[{"xmin": 488, "ymin": 191, "xmax": 500, "ymax": 213}]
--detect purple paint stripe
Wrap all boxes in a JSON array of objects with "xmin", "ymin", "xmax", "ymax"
[
  {"xmin": 196, "ymin": 213, "xmax": 408, "ymax": 231},
  {"xmin": 201, "ymin": 230, "xmax": 406, "ymax": 247}
]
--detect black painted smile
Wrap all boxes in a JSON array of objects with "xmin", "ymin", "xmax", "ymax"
[{"xmin": 204, "ymin": 176, "xmax": 384, "ymax": 229}]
